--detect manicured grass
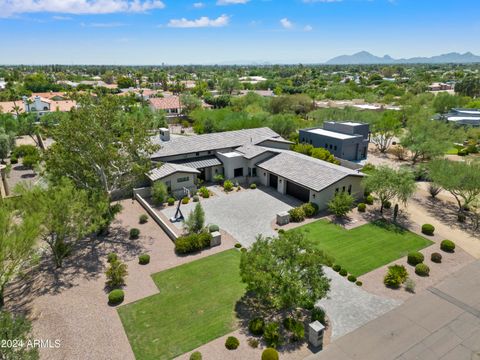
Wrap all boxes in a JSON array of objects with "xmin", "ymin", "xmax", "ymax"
[
  {"xmin": 118, "ymin": 250, "xmax": 245, "ymax": 360},
  {"xmin": 290, "ymin": 219, "xmax": 433, "ymax": 277}
]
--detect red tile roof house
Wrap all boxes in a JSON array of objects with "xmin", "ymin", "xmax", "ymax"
[{"xmin": 149, "ymin": 96, "xmax": 182, "ymax": 118}]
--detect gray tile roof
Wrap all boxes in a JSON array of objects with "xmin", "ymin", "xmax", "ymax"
[
  {"xmin": 234, "ymin": 144, "xmax": 271, "ymax": 159},
  {"xmin": 256, "ymin": 150, "xmax": 364, "ymax": 192},
  {"xmin": 147, "ymin": 163, "xmax": 200, "ymax": 182},
  {"xmin": 171, "ymin": 156, "xmax": 222, "ymax": 169},
  {"xmin": 151, "ymin": 127, "xmax": 281, "ymax": 159}
]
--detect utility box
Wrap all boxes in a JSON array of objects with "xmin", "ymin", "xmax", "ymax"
[
  {"xmin": 309, "ymin": 320, "xmax": 325, "ymax": 348},
  {"xmin": 159, "ymin": 127, "xmax": 170, "ymax": 141},
  {"xmin": 210, "ymin": 231, "xmax": 221, "ymax": 247},
  {"xmin": 276, "ymin": 211, "xmax": 290, "ymax": 226}
]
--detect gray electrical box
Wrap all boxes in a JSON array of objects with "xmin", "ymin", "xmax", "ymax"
[{"xmin": 309, "ymin": 320, "xmax": 325, "ymax": 348}]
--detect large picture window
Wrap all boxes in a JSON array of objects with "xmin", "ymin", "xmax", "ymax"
[
  {"xmin": 234, "ymin": 168, "xmax": 244, "ymax": 177},
  {"xmin": 177, "ymin": 176, "xmax": 190, "ymax": 183}
]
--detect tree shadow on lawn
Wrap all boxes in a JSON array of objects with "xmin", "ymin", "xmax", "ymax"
[{"xmin": 5, "ymin": 225, "xmax": 146, "ymax": 316}]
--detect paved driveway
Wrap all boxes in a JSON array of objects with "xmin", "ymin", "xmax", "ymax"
[
  {"xmin": 317, "ymin": 267, "xmax": 401, "ymax": 340},
  {"xmin": 161, "ymin": 185, "xmax": 301, "ymax": 246}
]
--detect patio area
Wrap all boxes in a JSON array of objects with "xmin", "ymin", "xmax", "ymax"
[{"xmin": 160, "ymin": 185, "xmax": 302, "ymax": 246}]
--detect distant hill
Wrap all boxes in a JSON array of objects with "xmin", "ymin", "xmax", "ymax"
[{"xmin": 325, "ymin": 51, "xmax": 480, "ymax": 65}]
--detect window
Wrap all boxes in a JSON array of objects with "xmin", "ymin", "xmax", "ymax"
[
  {"xmin": 335, "ymin": 188, "xmax": 339, "ymax": 193},
  {"xmin": 342, "ymin": 186, "xmax": 346, "ymax": 192},
  {"xmin": 208, "ymin": 151, "xmax": 211, "ymax": 154},
  {"xmin": 247, "ymin": 168, "xmax": 251, "ymax": 176},
  {"xmin": 334, "ymin": 145, "xmax": 337, "ymax": 151},
  {"xmin": 348, "ymin": 185, "xmax": 352, "ymax": 195},
  {"xmin": 325, "ymin": 143, "xmax": 328, "ymax": 148},
  {"xmin": 177, "ymin": 176, "xmax": 190, "ymax": 183},
  {"xmin": 252, "ymin": 168, "xmax": 257, "ymax": 177},
  {"xmin": 234, "ymin": 168, "xmax": 244, "ymax": 177},
  {"xmin": 329, "ymin": 144, "xmax": 333, "ymax": 150},
  {"xmin": 195, "ymin": 152, "xmax": 200, "ymax": 156}
]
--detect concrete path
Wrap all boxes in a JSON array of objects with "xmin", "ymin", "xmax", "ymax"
[
  {"xmin": 317, "ymin": 267, "xmax": 401, "ymax": 340},
  {"xmin": 308, "ymin": 260, "xmax": 480, "ymax": 360},
  {"xmin": 162, "ymin": 185, "xmax": 301, "ymax": 246}
]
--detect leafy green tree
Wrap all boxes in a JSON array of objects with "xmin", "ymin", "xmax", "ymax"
[
  {"xmin": 219, "ymin": 78, "xmax": 241, "ymax": 95},
  {"xmin": 370, "ymin": 111, "xmax": 402, "ymax": 153},
  {"xmin": 240, "ymin": 231, "xmax": 331, "ymax": 312},
  {"xmin": 328, "ymin": 192, "xmax": 355, "ymax": 218},
  {"xmin": 184, "ymin": 202, "xmax": 205, "ymax": 234},
  {"xmin": 455, "ymin": 76, "xmax": 480, "ymax": 98},
  {"xmin": 432, "ymin": 93, "xmax": 468, "ymax": 114},
  {"xmin": 0, "ymin": 311, "xmax": 39, "ymax": 359},
  {"xmin": 0, "ymin": 203, "xmax": 40, "ymax": 307},
  {"xmin": 117, "ymin": 76, "xmax": 136, "ymax": 89},
  {"xmin": 180, "ymin": 94, "xmax": 202, "ymax": 115},
  {"xmin": 44, "ymin": 96, "xmax": 158, "ymax": 198},
  {"xmin": 151, "ymin": 181, "xmax": 168, "ymax": 205},
  {"xmin": 17, "ymin": 179, "xmax": 108, "ymax": 268}
]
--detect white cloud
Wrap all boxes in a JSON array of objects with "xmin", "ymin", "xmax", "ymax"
[
  {"xmin": 0, "ymin": 0, "xmax": 165, "ymax": 17},
  {"xmin": 193, "ymin": 2, "xmax": 205, "ymax": 8},
  {"xmin": 167, "ymin": 14, "xmax": 230, "ymax": 28},
  {"xmin": 304, "ymin": 25, "xmax": 313, "ymax": 32},
  {"xmin": 216, "ymin": 0, "xmax": 249, "ymax": 5},
  {"xmin": 280, "ymin": 18, "xmax": 293, "ymax": 29}
]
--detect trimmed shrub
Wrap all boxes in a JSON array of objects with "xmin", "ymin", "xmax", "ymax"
[
  {"xmin": 332, "ymin": 264, "xmax": 341, "ymax": 272},
  {"xmin": 384, "ymin": 264, "xmax": 408, "ymax": 288},
  {"xmin": 357, "ymin": 203, "xmax": 366, "ymax": 212},
  {"xmin": 139, "ymin": 214, "xmax": 148, "ymax": 224},
  {"xmin": 440, "ymin": 240, "xmax": 455, "ymax": 253},
  {"xmin": 129, "ymin": 228, "xmax": 140, "ymax": 240},
  {"xmin": 263, "ymin": 322, "xmax": 281, "ymax": 348},
  {"xmin": 138, "ymin": 254, "xmax": 150, "ymax": 265},
  {"xmin": 152, "ymin": 181, "xmax": 168, "ymax": 205},
  {"xmin": 421, "ymin": 224, "xmax": 435, "ymax": 236},
  {"xmin": 288, "ymin": 207, "xmax": 306, "ymax": 222},
  {"xmin": 225, "ymin": 336, "xmax": 239, "ymax": 350},
  {"xmin": 365, "ymin": 195, "xmax": 374, "ymax": 205},
  {"xmin": 248, "ymin": 338, "xmax": 259, "ymax": 348},
  {"xmin": 107, "ymin": 253, "xmax": 118, "ymax": 263},
  {"xmin": 347, "ymin": 275, "xmax": 357, "ymax": 282},
  {"xmin": 248, "ymin": 317, "xmax": 265, "ymax": 336},
  {"xmin": 415, "ymin": 263, "xmax": 430, "ymax": 276},
  {"xmin": 182, "ymin": 197, "xmax": 190, "ymax": 204},
  {"xmin": 407, "ymin": 251, "xmax": 424, "ymax": 266},
  {"xmin": 213, "ymin": 174, "xmax": 224, "ymax": 184},
  {"xmin": 290, "ymin": 320, "xmax": 305, "ymax": 341},
  {"xmin": 302, "ymin": 202, "xmax": 319, "ymax": 217},
  {"xmin": 234, "ymin": 243, "xmax": 242, "ymax": 248},
  {"xmin": 175, "ymin": 232, "xmax": 212, "ymax": 254},
  {"xmin": 106, "ymin": 259, "xmax": 128, "ymax": 288},
  {"xmin": 167, "ymin": 197, "xmax": 175, "ymax": 206},
  {"xmin": 355, "ymin": 281, "xmax": 363, "ymax": 286},
  {"xmin": 241, "ymin": 247, "xmax": 247, "ymax": 253},
  {"xmin": 405, "ymin": 278, "xmax": 416, "ymax": 293},
  {"xmin": 209, "ymin": 224, "xmax": 219, "ymax": 233},
  {"xmin": 431, "ymin": 252, "xmax": 442, "ymax": 263},
  {"xmin": 383, "ymin": 200, "xmax": 392, "ymax": 209},
  {"xmin": 250, "ymin": 183, "xmax": 257, "ymax": 189},
  {"xmin": 311, "ymin": 307, "xmax": 326, "ymax": 325},
  {"xmin": 189, "ymin": 351, "xmax": 202, "ymax": 360},
  {"xmin": 192, "ymin": 195, "xmax": 199, "ymax": 202},
  {"xmin": 457, "ymin": 213, "xmax": 466, "ymax": 223},
  {"xmin": 223, "ymin": 180, "xmax": 234, "ymax": 192},
  {"xmin": 10, "ymin": 155, "xmax": 18, "ymax": 164},
  {"xmin": 262, "ymin": 348, "xmax": 279, "ymax": 360},
  {"xmin": 108, "ymin": 289, "xmax": 124, "ymax": 305},
  {"xmin": 339, "ymin": 269, "xmax": 348, "ymax": 276},
  {"xmin": 198, "ymin": 186, "xmax": 210, "ymax": 198}
]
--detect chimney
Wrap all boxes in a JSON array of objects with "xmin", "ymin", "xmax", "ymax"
[{"xmin": 159, "ymin": 127, "xmax": 170, "ymax": 141}]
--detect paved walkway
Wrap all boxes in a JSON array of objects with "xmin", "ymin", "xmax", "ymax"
[
  {"xmin": 317, "ymin": 267, "xmax": 401, "ymax": 340},
  {"xmin": 162, "ymin": 185, "xmax": 301, "ymax": 246},
  {"xmin": 308, "ymin": 260, "xmax": 480, "ymax": 360}
]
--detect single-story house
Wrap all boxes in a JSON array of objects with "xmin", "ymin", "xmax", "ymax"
[
  {"xmin": 0, "ymin": 95, "xmax": 76, "ymax": 117},
  {"xmin": 147, "ymin": 127, "xmax": 365, "ymax": 209},
  {"xmin": 149, "ymin": 96, "xmax": 182, "ymax": 117}
]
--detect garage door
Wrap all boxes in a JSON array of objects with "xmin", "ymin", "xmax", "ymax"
[{"xmin": 286, "ymin": 181, "xmax": 310, "ymax": 202}]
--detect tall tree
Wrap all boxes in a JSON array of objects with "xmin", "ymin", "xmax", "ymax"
[
  {"xmin": 370, "ymin": 111, "xmax": 402, "ymax": 153},
  {"xmin": 240, "ymin": 231, "xmax": 331, "ymax": 312},
  {"xmin": 44, "ymin": 95, "xmax": 158, "ymax": 198}
]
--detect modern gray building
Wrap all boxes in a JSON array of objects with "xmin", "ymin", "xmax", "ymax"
[{"xmin": 299, "ymin": 121, "xmax": 370, "ymax": 161}]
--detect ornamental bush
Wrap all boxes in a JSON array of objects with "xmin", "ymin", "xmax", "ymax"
[
  {"xmin": 209, "ymin": 224, "xmax": 219, "ymax": 233},
  {"xmin": 384, "ymin": 264, "xmax": 408, "ymax": 288},
  {"xmin": 189, "ymin": 351, "xmax": 202, "ymax": 360},
  {"xmin": 405, "ymin": 278, "xmax": 416, "ymax": 293},
  {"xmin": 431, "ymin": 252, "xmax": 442, "ymax": 263},
  {"xmin": 213, "ymin": 174, "xmax": 224, "ymax": 184},
  {"xmin": 407, "ymin": 251, "xmax": 424, "ymax": 266},
  {"xmin": 250, "ymin": 183, "xmax": 257, "ymax": 189},
  {"xmin": 139, "ymin": 214, "xmax": 148, "ymax": 224},
  {"xmin": 107, "ymin": 252, "xmax": 118, "ymax": 263},
  {"xmin": 138, "ymin": 254, "xmax": 150, "ymax": 265},
  {"xmin": 223, "ymin": 180, "xmax": 234, "ymax": 192},
  {"xmin": 347, "ymin": 275, "xmax": 357, "ymax": 282},
  {"xmin": 357, "ymin": 203, "xmax": 366, "ymax": 212},
  {"xmin": 199, "ymin": 186, "xmax": 210, "ymax": 198},
  {"xmin": 248, "ymin": 317, "xmax": 265, "ymax": 336},
  {"xmin": 415, "ymin": 263, "xmax": 430, "ymax": 276},
  {"xmin": 152, "ymin": 181, "xmax": 168, "ymax": 205},
  {"xmin": 108, "ymin": 289, "xmax": 124, "ymax": 305},
  {"xmin": 106, "ymin": 259, "xmax": 128, "ymax": 288},
  {"xmin": 264, "ymin": 322, "xmax": 281, "ymax": 348},
  {"xmin": 355, "ymin": 281, "xmax": 363, "ymax": 286},
  {"xmin": 421, "ymin": 224, "xmax": 435, "ymax": 235},
  {"xmin": 290, "ymin": 320, "xmax": 305, "ymax": 341},
  {"xmin": 440, "ymin": 240, "xmax": 455, "ymax": 252},
  {"xmin": 383, "ymin": 200, "xmax": 392, "ymax": 209},
  {"xmin": 339, "ymin": 269, "xmax": 348, "ymax": 276},
  {"xmin": 332, "ymin": 264, "xmax": 341, "ymax": 272},
  {"xmin": 129, "ymin": 228, "xmax": 140, "ymax": 240},
  {"xmin": 234, "ymin": 243, "xmax": 242, "ymax": 248},
  {"xmin": 225, "ymin": 336, "xmax": 240, "ymax": 350},
  {"xmin": 192, "ymin": 195, "xmax": 199, "ymax": 202},
  {"xmin": 175, "ymin": 232, "xmax": 212, "ymax": 254},
  {"xmin": 182, "ymin": 197, "xmax": 190, "ymax": 204},
  {"xmin": 311, "ymin": 307, "xmax": 326, "ymax": 325},
  {"xmin": 167, "ymin": 197, "xmax": 175, "ymax": 206},
  {"xmin": 365, "ymin": 195, "xmax": 374, "ymax": 205},
  {"xmin": 288, "ymin": 207, "xmax": 306, "ymax": 222},
  {"xmin": 302, "ymin": 202, "xmax": 319, "ymax": 217},
  {"xmin": 261, "ymin": 348, "xmax": 279, "ymax": 360}
]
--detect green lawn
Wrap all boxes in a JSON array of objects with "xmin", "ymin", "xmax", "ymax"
[
  {"xmin": 118, "ymin": 250, "xmax": 245, "ymax": 360},
  {"xmin": 290, "ymin": 219, "xmax": 433, "ymax": 277}
]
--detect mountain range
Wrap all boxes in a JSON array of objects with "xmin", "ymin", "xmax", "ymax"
[{"xmin": 325, "ymin": 51, "xmax": 480, "ymax": 65}]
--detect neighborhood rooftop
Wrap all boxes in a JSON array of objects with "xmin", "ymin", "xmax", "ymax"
[
  {"xmin": 147, "ymin": 163, "xmax": 200, "ymax": 182},
  {"xmin": 305, "ymin": 128, "xmax": 359, "ymax": 140},
  {"xmin": 151, "ymin": 127, "xmax": 282, "ymax": 158}
]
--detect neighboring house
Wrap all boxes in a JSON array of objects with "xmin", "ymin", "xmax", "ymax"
[
  {"xmin": 238, "ymin": 89, "xmax": 275, "ymax": 97},
  {"xmin": 428, "ymin": 82, "xmax": 453, "ymax": 91},
  {"xmin": 149, "ymin": 96, "xmax": 182, "ymax": 118},
  {"xmin": 239, "ymin": 76, "xmax": 267, "ymax": 84},
  {"xmin": 147, "ymin": 127, "xmax": 364, "ymax": 209},
  {"xmin": 299, "ymin": 122, "xmax": 370, "ymax": 162},
  {"xmin": 441, "ymin": 108, "xmax": 480, "ymax": 126},
  {"xmin": 0, "ymin": 95, "xmax": 76, "ymax": 117}
]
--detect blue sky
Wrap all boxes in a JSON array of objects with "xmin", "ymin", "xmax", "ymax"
[{"xmin": 0, "ymin": 0, "xmax": 479, "ymax": 65}]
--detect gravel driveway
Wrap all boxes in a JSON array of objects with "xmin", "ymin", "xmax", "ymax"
[
  {"xmin": 162, "ymin": 185, "xmax": 301, "ymax": 246},
  {"xmin": 317, "ymin": 267, "xmax": 401, "ymax": 340}
]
